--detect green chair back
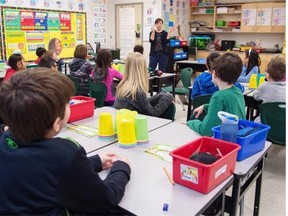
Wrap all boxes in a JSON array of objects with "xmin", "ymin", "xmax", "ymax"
[
  {"xmin": 189, "ymin": 94, "xmax": 212, "ymax": 121},
  {"xmin": 260, "ymin": 102, "xmax": 286, "ymax": 145},
  {"xmin": 180, "ymin": 68, "xmax": 193, "ymax": 89},
  {"xmin": 88, "ymin": 78, "xmax": 107, "ymax": 108},
  {"xmin": 67, "ymin": 75, "xmax": 79, "ymax": 95},
  {"xmin": 160, "ymin": 103, "xmax": 176, "ymax": 121}
]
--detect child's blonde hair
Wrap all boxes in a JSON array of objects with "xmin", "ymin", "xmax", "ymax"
[{"xmin": 116, "ymin": 52, "xmax": 148, "ymax": 100}]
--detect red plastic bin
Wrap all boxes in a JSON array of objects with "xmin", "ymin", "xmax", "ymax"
[
  {"xmin": 68, "ymin": 96, "xmax": 95, "ymax": 123},
  {"xmin": 170, "ymin": 137, "xmax": 240, "ymax": 194}
]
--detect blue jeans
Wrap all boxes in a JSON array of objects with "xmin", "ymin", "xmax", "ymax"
[{"xmin": 149, "ymin": 52, "xmax": 168, "ymax": 72}]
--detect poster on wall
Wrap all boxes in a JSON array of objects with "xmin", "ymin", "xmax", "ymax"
[
  {"xmin": 93, "ymin": 0, "xmax": 106, "ymax": 46},
  {"xmin": 2, "ymin": 6, "xmax": 87, "ymax": 61},
  {"xmin": 119, "ymin": 6, "xmax": 135, "ymax": 57}
]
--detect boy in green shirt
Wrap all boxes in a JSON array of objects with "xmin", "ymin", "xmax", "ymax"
[{"xmin": 187, "ymin": 52, "xmax": 246, "ymax": 136}]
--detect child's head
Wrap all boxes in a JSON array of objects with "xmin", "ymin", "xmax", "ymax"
[
  {"xmin": 74, "ymin": 44, "xmax": 88, "ymax": 59},
  {"xmin": 38, "ymin": 55, "xmax": 58, "ymax": 71},
  {"xmin": 0, "ymin": 68, "xmax": 74, "ymax": 143},
  {"xmin": 36, "ymin": 47, "xmax": 47, "ymax": 58},
  {"xmin": 266, "ymin": 54, "xmax": 286, "ymax": 82},
  {"xmin": 206, "ymin": 51, "xmax": 221, "ymax": 72},
  {"xmin": 244, "ymin": 49, "xmax": 261, "ymax": 74},
  {"xmin": 45, "ymin": 50, "xmax": 58, "ymax": 60},
  {"xmin": 213, "ymin": 52, "xmax": 243, "ymax": 85},
  {"xmin": 134, "ymin": 45, "xmax": 144, "ymax": 54},
  {"xmin": 117, "ymin": 52, "xmax": 148, "ymax": 100},
  {"xmin": 95, "ymin": 49, "xmax": 112, "ymax": 68},
  {"xmin": 8, "ymin": 54, "xmax": 26, "ymax": 71}
]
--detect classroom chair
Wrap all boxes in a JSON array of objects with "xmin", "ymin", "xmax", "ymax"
[
  {"xmin": 161, "ymin": 67, "xmax": 193, "ymax": 111},
  {"xmin": 260, "ymin": 102, "xmax": 286, "ymax": 145},
  {"xmin": 187, "ymin": 94, "xmax": 212, "ymax": 121},
  {"xmin": 67, "ymin": 75, "xmax": 80, "ymax": 96},
  {"xmin": 88, "ymin": 78, "xmax": 107, "ymax": 108},
  {"xmin": 160, "ymin": 103, "xmax": 176, "ymax": 121}
]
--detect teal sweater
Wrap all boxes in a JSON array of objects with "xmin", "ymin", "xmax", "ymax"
[{"xmin": 187, "ymin": 86, "xmax": 246, "ymax": 136}]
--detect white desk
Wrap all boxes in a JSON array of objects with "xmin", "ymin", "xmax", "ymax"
[
  {"xmin": 58, "ymin": 107, "xmax": 172, "ymax": 154},
  {"xmin": 91, "ymin": 123, "xmax": 234, "ymax": 215}
]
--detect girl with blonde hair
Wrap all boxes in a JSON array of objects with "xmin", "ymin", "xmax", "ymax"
[{"xmin": 114, "ymin": 52, "xmax": 174, "ymax": 117}]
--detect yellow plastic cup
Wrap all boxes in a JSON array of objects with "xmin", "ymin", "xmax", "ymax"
[
  {"xmin": 115, "ymin": 109, "xmax": 138, "ymax": 135},
  {"xmin": 98, "ymin": 112, "xmax": 115, "ymax": 139},
  {"xmin": 118, "ymin": 64, "xmax": 125, "ymax": 74},
  {"xmin": 135, "ymin": 115, "xmax": 149, "ymax": 145},
  {"xmin": 248, "ymin": 74, "xmax": 257, "ymax": 89},
  {"xmin": 118, "ymin": 118, "xmax": 137, "ymax": 149},
  {"xmin": 258, "ymin": 76, "xmax": 266, "ymax": 86}
]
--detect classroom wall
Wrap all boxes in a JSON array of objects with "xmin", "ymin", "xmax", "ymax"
[{"xmin": 106, "ymin": 0, "xmax": 190, "ymax": 63}]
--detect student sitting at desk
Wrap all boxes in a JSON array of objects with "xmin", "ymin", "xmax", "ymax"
[
  {"xmin": 38, "ymin": 55, "xmax": 58, "ymax": 72},
  {"xmin": 113, "ymin": 52, "xmax": 174, "ymax": 116},
  {"xmin": 35, "ymin": 47, "xmax": 46, "ymax": 64},
  {"xmin": 69, "ymin": 44, "xmax": 93, "ymax": 96},
  {"xmin": 187, "ymin": 53, "xmax": 246, "ymax": 136},
  {"xmin": 91, "ymin": 49, "xmax": 123, "ymax": 106},
  {"xmin": 192, "ymin": 52, "xmax": 244, "ymax": 99},
  {"xmin": 0, "ymin": 69, "xmax": 131, "ymax": 215},
  {"xmin": 253, "ymin": 54, "xmax": 286, "ymax": 103},
  {"xmin": 237, "ymin": 48, "xmax": 260, "ymax": 83},
  {"xmin": 3, "ymin": 53, "xmax": 26, "ymax": 81}
]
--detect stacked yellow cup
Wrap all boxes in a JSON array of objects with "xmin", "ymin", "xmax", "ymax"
[
  {"xmin": 98, "ymin": 112, "xmax": 115, "ymax": 140},
  {"xmin": 248, "ymin": 74, "xmax": 257, "ymax": 89}
]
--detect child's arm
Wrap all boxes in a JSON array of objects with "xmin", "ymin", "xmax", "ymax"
[
  {"xmin": 59, "ymin": 148, "xmax": 131, "ymax": 213},
  {"xmin": 187, "ymin": 95, "xmax": 222, "ymax": 136},
  {"xmin": 253, "ymin": 82, "xmax": 266, "ymax": 101},
  {"xmin": 238, "ymin": 66, "xmax": 259, "ymax": 83},
  {"xmin": 136, "ymin": 91, "xmax": 174, "ymax": 117},
  {"xmin": 111, "ymin": 68, "xmax": 123, "ymax": 80}
]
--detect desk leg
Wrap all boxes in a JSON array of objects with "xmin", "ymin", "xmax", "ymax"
[
  {"xmin": 172, "ymin": 76, "xmax": 175, "ymax": 97},
  {"xmin": 187, "ymin": 90, "xmax": 192, "ymax": 121},
  {"xmin": 253, "ymin": 158, "xmax": 264, "ymax": 216},
  {"xmin": 65, "ymin": 63, "xmax": 68, "ymax": 75},
  {"xmin": 230, "ymin": 177, "xmax": 241, "ymax": 216}
]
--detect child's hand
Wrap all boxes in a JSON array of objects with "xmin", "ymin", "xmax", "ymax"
[
  {"xmin": 112, "ymin": 156, "xmax": 131, "ymax": 166},
  {"xmin": 193, "ymin": 105, "xmax": 204, "ymax": 119},
  {"xmin": 100, "ymin": 153, "xmax": 117, "ymax": 170}
]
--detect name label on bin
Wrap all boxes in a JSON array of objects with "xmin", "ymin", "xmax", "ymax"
[
  {"xmin": 180, "ymin": 164, "xmax": 198, "ymax": 184},
  {"xmin": 215, "ymin": 164, "xmax": 227, "ymax": 179}
]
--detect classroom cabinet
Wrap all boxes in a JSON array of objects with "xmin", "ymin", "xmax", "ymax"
[{"xmin": 190, "ymin": 2, "xmax": 285, "ymax": 33}]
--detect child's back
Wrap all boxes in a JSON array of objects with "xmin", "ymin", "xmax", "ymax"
[{"xmin": 254, "ymin": 54, "xmax": 286, "ymax": 103}]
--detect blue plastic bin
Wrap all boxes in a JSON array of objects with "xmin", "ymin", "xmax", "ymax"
[
  {"xmin": 212, "ymin": 120, "xmax": 270, "ymax": 161},
  {"xmin": 170, "ymin": 40, "xmax": 180, "ymax": 47}
]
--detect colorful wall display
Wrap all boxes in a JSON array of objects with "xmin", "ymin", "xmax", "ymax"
[{"xmin": 1, "ymin": 6, "xmax": 87, "ymax": 61}]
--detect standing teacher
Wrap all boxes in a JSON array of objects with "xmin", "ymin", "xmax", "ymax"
[{"xmin": 149, "ymin": 18, "xmax": 174, "ymax": 72}]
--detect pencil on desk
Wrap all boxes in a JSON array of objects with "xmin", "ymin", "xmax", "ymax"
[{"xmin": 163, "ymin": 167, "xmax": 175, "ymax": 186}]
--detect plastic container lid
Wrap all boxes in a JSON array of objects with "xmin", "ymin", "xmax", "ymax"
[{"xmin": 218, "ymin": 111, "xmax": 239, "ymax": 124}]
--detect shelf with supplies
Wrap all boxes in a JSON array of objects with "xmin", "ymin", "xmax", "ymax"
[
  {"xmin": 166, "ymin": 45, "xmax": 189, "ymax": 73},
  {"xmin": 190, "ymin": 2, "xmax": 285, "ymax": 33}
]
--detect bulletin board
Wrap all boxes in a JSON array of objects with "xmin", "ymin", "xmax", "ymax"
[{"xmin": 1, "ymin": 6, "xmax": 87, "ymax": 61}]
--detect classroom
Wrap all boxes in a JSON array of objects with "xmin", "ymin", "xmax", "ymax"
[{"xmin": 0, "ymin": 0, "xmax": 286, "ymax": 215}]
